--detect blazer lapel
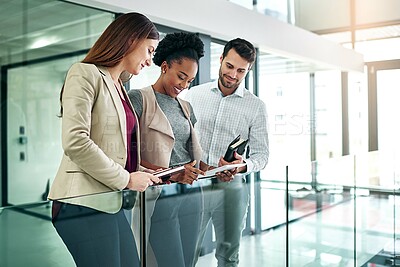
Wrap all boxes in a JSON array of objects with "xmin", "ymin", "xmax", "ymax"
[
  {"xmin": 148, "ymin": 112, "xmax": 174, "ymax": 140},
  {"xmin": 97, "ymin": 66, "xmax": 127, "ymax": 149},
  {"xmin": 177, "ymin": 97, "xmax": 202, "ymax": 165},
  {"xmin": 144, "ymin": 87, "xmax": 174, "ymax": 139}
]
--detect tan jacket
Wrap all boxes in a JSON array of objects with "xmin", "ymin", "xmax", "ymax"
[
  {"xmin": 48, "ymin": 63, "xmax": 141, "ymax": 213},
  {"xmin": 137, "ymin": 86, "xmax": 202, "ymax": 167}
]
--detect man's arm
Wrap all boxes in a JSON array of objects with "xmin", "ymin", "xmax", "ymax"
[{"xmin": 244, "ymin": 100, "xmax": 269, "ymax": 173}]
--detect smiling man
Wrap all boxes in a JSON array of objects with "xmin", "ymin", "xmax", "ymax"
[{"xmin": 185, "ymin": 38, "xmax": 269, "ymax": 267}]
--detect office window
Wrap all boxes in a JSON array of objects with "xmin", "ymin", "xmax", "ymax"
[
  {"xmin": 258, "ymin": 52, "xmax": 311, "ymax": 183},
  {"xmin": 255, "ymin": 0, "xmax": 290, "ymax": 22},
  {"xmin": 355, "ymin": 33, "xmax": 400, "ymax": 62},
  {"xmin": 348, "ymin": 69, "xmax": 368, "ymax": 155},
  {"xmin": 314, "ymin": 71, "xmax": 343, "ymax": 159},
  {"xmin": 210, "ymin": 42, "xmax": 224, "ymax": 80},
  {"xmin": 377, "ymin": 69, "xmax": 400, "ymax": 187}
]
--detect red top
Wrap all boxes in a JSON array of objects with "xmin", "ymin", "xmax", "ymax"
[{"xmin": 117, "ymin": 88, "xmax": 137, "ymax": 173}]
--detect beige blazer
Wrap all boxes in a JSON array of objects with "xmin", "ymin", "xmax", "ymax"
[
  {"xmin": 48, "ymin": 63, "xmax": 141, "ymax": 213},
  {"xmin": 137, "ymin": 86, "xmax": 202, "ymax": 167}
]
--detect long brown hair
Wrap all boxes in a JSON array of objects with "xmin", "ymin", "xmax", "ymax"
[{"xmin": 59, "ymin": 12, "xmax": 159, "ymax": 116}]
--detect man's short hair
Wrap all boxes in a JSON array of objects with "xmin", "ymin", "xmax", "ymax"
[{"xmin": 222, "ymin": 38, "xmax": 256, "ymax": 66}]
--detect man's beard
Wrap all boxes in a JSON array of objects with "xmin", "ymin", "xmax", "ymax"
[{"xmin": 219, "ymin": 70, "xmax": 239, "ymax": 89}]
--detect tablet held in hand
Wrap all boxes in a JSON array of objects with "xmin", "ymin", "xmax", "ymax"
[
  {"xmin": 198, "ymin": 163, "xmax": 246, "ymax": 179},
  {"xmin": 153, "ymin": 165, "xmax": 186, "ymax": 182}
]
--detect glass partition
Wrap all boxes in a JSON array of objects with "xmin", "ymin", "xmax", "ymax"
[
  {"xmin": 1, "ymin": 191, "xmax": 133, "ymax": 267},
  {"xmin": 288, "ymin": 156, "xmax": 356, "ymax": 266},
  {"xmin": 354, "ymin": 151, "xmax": 400, "ymax": 266},
  {"xmin": 1, "ymin": 0, "xmax": 113, "ymax": 207},
  {"xmin": 1, "ymin": 155, "xmax": 399, "ymax": 266}
]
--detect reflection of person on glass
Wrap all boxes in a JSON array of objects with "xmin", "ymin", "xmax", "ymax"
[
  {"xmin": 47, "ymin": 13, "xmax": 161, "ymax": 267},
  {"xmin": 128, "ymin": 32, "xmax": 205, "ymax": 267},
  {"xmin": 186, "ymin": 38, "xmax": 269, "ymax": 267}
]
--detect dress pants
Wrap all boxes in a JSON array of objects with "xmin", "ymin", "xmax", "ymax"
[
  {"xmin": 194, "ymin": 176, "xmax": 249, "ymax": 267},
  {"xmin": 148, "ymin": 185, "xmax": 203, "ymax": 267},
  {"xmin": 52, "ymin": 202, "xmax": 139, "ymax": 267}
]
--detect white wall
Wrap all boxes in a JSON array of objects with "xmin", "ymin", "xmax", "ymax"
[
  {"xmin": 295, "ymin": 0, "xmax": 350, "ymax": 31},
  {"xmin": 356, "ymin": 0, "xmax": 400, "ymax": 25},
  {"xmin": 69, "ymin": 0, "xmax": 364, "ymax": 72},
  {"xmin": 295, "ymin": 0, "xmax": 400, "ymax": 31}
]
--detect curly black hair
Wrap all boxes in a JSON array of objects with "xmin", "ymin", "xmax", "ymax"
[{"xmin": 153, "ymin": 32, "xmax": 204, "ymax": 67}]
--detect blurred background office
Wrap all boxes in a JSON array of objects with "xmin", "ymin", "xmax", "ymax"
[{"xmin": 0, "ymin": 0, "xmax": 399, "ymax": 266}]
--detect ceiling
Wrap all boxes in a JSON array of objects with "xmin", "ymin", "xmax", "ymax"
[{"xmin": 0, "ymin": 0, "xmax": 113, "ymax": 66}]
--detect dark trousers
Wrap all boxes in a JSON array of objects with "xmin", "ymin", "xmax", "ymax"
[
  {"xmin": 52, "ymin": 202, "xmax": 139, "ymax": 267},
  {"xmin": 149, "ymin": 186, "xmax": 203, "ymax": 267}
]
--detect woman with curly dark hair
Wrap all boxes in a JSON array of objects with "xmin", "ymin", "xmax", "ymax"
[{"xmin": 128, "ymin": 32, "xmax": 206, "ymax": 267}]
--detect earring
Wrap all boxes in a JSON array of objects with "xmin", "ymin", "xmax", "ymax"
[{"xmin": 162, "ymin": 70, "xmax": 166, "ymax": 74}]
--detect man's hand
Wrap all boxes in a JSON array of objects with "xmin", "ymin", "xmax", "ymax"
[{"xmin": 216, "ymin": 152, "xmax": 245, "ymax": 182}]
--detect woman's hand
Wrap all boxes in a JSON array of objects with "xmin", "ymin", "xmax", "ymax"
[
  {"xmin": 170, "ymin": 160, "xmax": 205, "ymax": 185},
  {"xmin": 126, "ymin": 171, "xmax": 161, "ymax": 192}
]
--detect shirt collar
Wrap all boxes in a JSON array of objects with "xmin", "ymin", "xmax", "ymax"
[{"xmin": 210, "ymin": 79, "xmax": 245, "ymax": 97}]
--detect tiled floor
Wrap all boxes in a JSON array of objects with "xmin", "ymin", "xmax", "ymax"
[{"xmin": 0, "ymin": 195, "xmax": 398, "ymax": 266}]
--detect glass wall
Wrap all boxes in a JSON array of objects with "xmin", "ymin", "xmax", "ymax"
[
  {"xmin": 6, "ymin": 56, "xmax": 83, "ymax": 205},
  {"xmin": 0, "ymin": 0, "xmax": 114, "ymax": 206}
]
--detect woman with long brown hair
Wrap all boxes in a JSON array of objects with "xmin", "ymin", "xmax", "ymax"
[{"xmin": 48, "ymin": 12, "xmax": 160, "ymax": 267}]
